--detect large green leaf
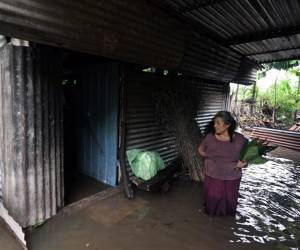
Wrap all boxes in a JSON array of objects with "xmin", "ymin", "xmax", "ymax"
[{"xmin": 240, "ymin": 139, "xmax": 277, "ymax": 164}]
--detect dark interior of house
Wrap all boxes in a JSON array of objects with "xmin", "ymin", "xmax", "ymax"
[{"xmin": 62, "ymin": 52, "xmax": 111, "ymax": 205}]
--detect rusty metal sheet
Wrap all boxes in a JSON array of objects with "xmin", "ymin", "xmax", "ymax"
[{"xmin": 250, "ymin": 127, "xmax": 300, "ymax": 151}]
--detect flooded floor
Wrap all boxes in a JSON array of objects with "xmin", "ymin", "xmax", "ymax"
[
  {"xmin": 27, "ymin": 153, "xmax": 300, "ymax": 250},
  {"xmin": 236, "ymin": 154, "xmax": 300, "ymax": 249},
  {"xmin": 65, "ymin": 173, "xmax": 111, "ymax": 205},
  {"xmin": 0, "ymin": 218, "xmax": 24, "ymax": 250}
]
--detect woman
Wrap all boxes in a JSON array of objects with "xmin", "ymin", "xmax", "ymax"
[{"xmin": 198, "ymin": 111, "xmax": 247, "ymax": 216}]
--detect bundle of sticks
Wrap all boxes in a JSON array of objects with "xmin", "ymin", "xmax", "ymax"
[{"xmin": 154, "ymin": 82, "xmax": 204, "ymax": 181}]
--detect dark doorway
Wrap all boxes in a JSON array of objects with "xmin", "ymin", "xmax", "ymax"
[{"xmin": 62, "ymin": 53, "xmax": 119, "ymax": 205}]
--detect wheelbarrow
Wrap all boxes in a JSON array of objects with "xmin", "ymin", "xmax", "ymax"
[{"xmin": 123, "ymin": 158, "xmax": 182, "ymax": 197}]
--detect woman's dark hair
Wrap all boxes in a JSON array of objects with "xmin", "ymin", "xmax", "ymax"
[{"xmin": 204, "ymin": 111, "xmax": 237, "ymax": 142}]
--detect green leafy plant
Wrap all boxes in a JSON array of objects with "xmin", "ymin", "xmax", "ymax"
[{"xmin": 240, "ymin": 139, "xmax": 277, "ymax": 164}]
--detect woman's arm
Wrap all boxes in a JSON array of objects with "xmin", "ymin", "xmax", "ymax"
[
  {"xmin": 198, "ymin": 135, "xmax": 210, "ymax": 158},
  {"xmin": 234, "ymin": 135, "xmax": 249, "ymax": 170},
  {"xmin": 198, "ymin": 145, "xmax": 208, "ymax": 157}
]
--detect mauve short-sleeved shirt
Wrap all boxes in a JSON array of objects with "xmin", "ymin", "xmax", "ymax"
[{"xmin": 199, "ymin": 132, "xmax": 247, "ymax": 180}]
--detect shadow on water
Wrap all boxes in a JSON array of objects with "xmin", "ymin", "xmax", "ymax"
[{"xmin": 233, "ymin": 156, "xmax": 300, "ymax": 250}]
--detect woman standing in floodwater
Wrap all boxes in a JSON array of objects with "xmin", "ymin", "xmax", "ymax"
[{"xmin": 198, "ymin": 111, "xmax": 248, "ymax": 216}]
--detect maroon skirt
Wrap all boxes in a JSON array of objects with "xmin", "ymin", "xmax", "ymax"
[{"xmin": 203, "ymin": 175, "xmax": 241, "ymax": 216}]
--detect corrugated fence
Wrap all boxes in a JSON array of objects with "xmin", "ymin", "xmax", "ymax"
[
  {"xmin": 0, "ymin": 43, "xmax": 64, "ymax": 227},
  {"xmin": 124, "ymin": 70, "xmax": 228, "ymax": 188},
  {"xmin": 125, "ymin": 72, "xmax": 178, "ymax": 166}
]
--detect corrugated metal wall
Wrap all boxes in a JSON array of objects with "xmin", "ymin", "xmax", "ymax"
[
  {"xmin": 0, "ymin": 154, "xmax": 2, "ymax": 202},
  {"xmin": 124, "ymin": 71, "xmax": 229, "ymax": 183},
  {"xmin": 125, "ymin": 72, "xmax": 178, "ymax": 165},
  {"xmin": 0, "ymin": 0, "xmax": 258, "ymax": 85},
  {"xmin": 180, "ymin": 32, "xmax": 242, "ymax": 83},
  {"xmin": 186, "ymin": 79, "xmax": 230, "ymax": 133},
  {"xmin": 76, "ymin": 63, "xmax": 119, "ymax": 186},
  {"xmin": 233, "ymin": 58, "xmax": 259, "ymax": 85},
  {"xmin": 0, "ymin": 43, "xmax": 64, "ymax": 227}
]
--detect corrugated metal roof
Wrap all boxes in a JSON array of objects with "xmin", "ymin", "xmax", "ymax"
[
  {"xmin": 159, "ymin": 0, "xmax": 300, "ymax": 39},
  {"xmin": 0, "ymin": 0, "xmax": 184, "ymax": 68},
  {"xmin": 248, "ymin": 48, "xmax": 300, "ymax": 63},
  {"xmin": 153, "ymin": 0, "xmax": 300, "ymax": 63},
  {"xmin": 3, "ymin": 0, "xmax": 300, "ymax": 80},
  {"xmin": 232, "ymin": 34, "xmax": 300, "ymax": 56},
  {"xmin": 0, "ymin": 0, "xmax": 257, "ymax": 84}
]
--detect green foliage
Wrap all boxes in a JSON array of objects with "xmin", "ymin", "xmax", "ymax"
[
  {"xmin": 236, "ymin": 84, "xmax": 259, "ymax": 103},
  {"xmin": 240, "ymin": 139, "xmax": 277, "ymax": 164},
  {"xmin": 255, "ymin": 60, "xmax": 300, "ymax": 125},
  {"xmin": 238, "ymin": 85, "xmax": 252, "ymax": 100},
  {"xmin": 258, "ymin": 60, "xmax": 300, "ymax": 79},
  {"xmin": 257, "ymin": 78, "xmax": 300, "ymax": 123}
]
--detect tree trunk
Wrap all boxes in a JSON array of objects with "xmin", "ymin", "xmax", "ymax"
[
  {"xmin": 250, "ymin": 82, "xmax": 256, "ymax": 115},
  {"xmin": 294, "ymin": 78, "xmax": 300, "ymax": 121},
  {"xmin": 235, "ymin": 84, "xmax": 239, "ymax": 106},
  {"xmin": 272, "ymin": 109, "xmax": 277, "ymax": 123},
  {"xmin": 272, "ymin": 73, "xmax": 279, "ymax": 124},
  {"xmin": 234, "ymin": 84, "xmax": 239, "ymax": 116}
]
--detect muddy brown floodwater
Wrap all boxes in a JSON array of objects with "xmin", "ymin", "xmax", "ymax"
[
  {"xmin": 27, "ymin": 153, "xmax": 300, "ymax": 250},
  {"xmin": 0, "ymin": 218, "xmax": 24, "ymax": 250}
]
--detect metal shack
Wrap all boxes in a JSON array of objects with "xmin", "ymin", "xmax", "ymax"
[{"xmin": 0, "ymin": 0, "xmax": 298, "ymax": 233}]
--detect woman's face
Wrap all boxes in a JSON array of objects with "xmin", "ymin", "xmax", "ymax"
[{"xmin": 214, "ymin": 117, "xmax": 230, "ymax": 135}]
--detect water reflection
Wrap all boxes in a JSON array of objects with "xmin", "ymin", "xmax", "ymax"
[{"xmin": 233, "ymin": 156, "xmax": 300, "ymax": 249}]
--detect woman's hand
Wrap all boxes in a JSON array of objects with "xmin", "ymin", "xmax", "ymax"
[{"xmin": 235, "ymin": 160, "xmax": 248, "ymax": 170}]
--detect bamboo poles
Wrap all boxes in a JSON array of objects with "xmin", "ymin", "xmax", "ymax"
[{"xmin": 154, "ymin": 81, "xmax": 204, "ymax": 181}]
